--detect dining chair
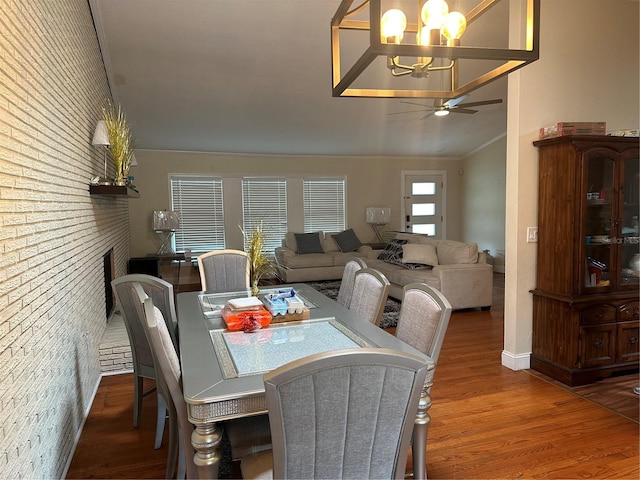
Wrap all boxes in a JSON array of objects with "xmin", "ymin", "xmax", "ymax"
[
  {"xmin": 240, "ymin": 348, "xmax": 429, "ymax": 480},
  {"xmin": 336, "ymin": 257, "xmax": 367, "ymax": 308},
  {"xmin": 131, "ymin": 282, "xmax": 272, "ymax": 479},
  {"xmin": 111, "ymin": 274, "xmax": 180, "ymax": 453},
  {"xmin": 132, "ymin": 282, "xmax": 196, "ymax": 480},
  {"xmin": 349, "ymin": 267, "xmax": 390, "ymax": 326},
  {"xmin": 394, "ymin": 282, "xmax": 452, "ymax": 479},
  {"xmin": 197, "ymin": 249, "xmax": 250, "ymax": 293},
  {"xmin": 395, "ymin": 283, "xmax": 452, "ymax": 370}
]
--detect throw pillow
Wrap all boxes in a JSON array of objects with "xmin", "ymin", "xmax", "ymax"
[
  {"xmin": 437, "ymin": 241, "xmax": 478, "ymax": 264},
  {"xmin": 402, "ymin": 243, "xmax": 438, "ymax": 267},
  {"xmin": 294, "ymin": 232, "xmax": 324, "ymax": 254},
  {"xmin": 332, "ymin": 228, "xmax": 363, "ymax": 253},
  {"xmin": 377, "ymin": 239, "xmax": 408, "ymax": 263}
]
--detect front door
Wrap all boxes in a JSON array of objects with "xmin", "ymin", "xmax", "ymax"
[{"xmin": 402, "ymin": 172, "xmax": 444, "ymax": 239}]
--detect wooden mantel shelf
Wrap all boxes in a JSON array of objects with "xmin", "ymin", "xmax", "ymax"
[{"xmin": 89, "ymin": 184, "xmax": 140, "ymax": 198}]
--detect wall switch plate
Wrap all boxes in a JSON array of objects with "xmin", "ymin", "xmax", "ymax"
[{"xmin": 527, "ymin": 227, "xmax": 538, "ymax": 243}]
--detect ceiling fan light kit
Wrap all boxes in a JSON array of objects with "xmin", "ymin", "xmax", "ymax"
[{"xmin": 331, "ymin": 0, "xmax": 540, "ymax": 99}]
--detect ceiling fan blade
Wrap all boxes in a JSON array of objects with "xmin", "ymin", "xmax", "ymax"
[
  {"xmin": 387, "ymin": 109, "xmax": 433, "ymax": 116},
  {"xmin": 420, "ymin": 111, "xmax": 435, "ymax": 120},
  {"xmin": 400, "ymin": 101, "xmax": 435, "ymax": 109},
  {"xmin": 456, "ymin": 99, "xmax": 503, "ymax": 109},
  {"xmin": 450, "ymin": 108, "xmax": 478, "ymax": 114},
  {"xmin": 443, "ymin": 95, "xmax": 468, "ymax": 108}
]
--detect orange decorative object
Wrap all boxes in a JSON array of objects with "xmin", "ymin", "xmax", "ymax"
[{"xmin": 222, "ymin": 306, "xmax": 272, "ymax": 332}]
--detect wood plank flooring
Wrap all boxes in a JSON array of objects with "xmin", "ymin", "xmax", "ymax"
[{"xmin": 67, "ymin": 274, "xmax": 639, "ymax": 479}]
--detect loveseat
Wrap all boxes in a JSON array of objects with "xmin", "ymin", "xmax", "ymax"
[{"xmin": 274, "ymin": 230, "xmax": 493, "ymax": 310}]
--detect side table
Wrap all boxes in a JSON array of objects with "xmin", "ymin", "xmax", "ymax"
[{"xmin": 128, "ymin": 254, "xmax": 202, "ymax": 293}]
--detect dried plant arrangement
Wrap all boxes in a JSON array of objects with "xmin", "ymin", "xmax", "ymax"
[
  {"xmin": 102, "ymin": 100, "xmax": 134, "ymax": 185},
  {"xmin": 242, "ymin": 221, "xmax": 280, "ymax": 296}
]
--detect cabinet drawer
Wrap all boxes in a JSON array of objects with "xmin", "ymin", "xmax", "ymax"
[
  {"xmin": 580, "ymin": 304, "xmax": 617, "ymax": 326},
  {"xmin": 579, "ymin": 324, "xmax": 616, "ymax": 368},
  {"xmin": 619, "ymin": 301, "xmax": 640, "ymax": 321},
  {"xmin": 617, "ymin": 321, "xmax": 640, "ymax": 363}
]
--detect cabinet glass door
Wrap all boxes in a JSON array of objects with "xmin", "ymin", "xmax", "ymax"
[
  {"xmin": 620, "ymin": 155, "xmax": 640, "ymax": 287},
  {"xmin": 583, "ymin": 154, "xmax": 614, "ymax": 290}
]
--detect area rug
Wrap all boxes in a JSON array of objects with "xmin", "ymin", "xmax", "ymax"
[{"xmin": 307, "ymin": 280, "xmax": 401, "ymax": 329}]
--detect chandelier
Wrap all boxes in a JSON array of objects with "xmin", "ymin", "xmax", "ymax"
[{"xmin": 331, "ymin": 0, "xmax": 540, "ymax": 99}]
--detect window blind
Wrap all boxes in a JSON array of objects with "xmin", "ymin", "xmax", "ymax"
[
  {"xmin": 303, "ymin": 178, "xmax": 346, "ymax": 232},
  {"xmin": 241, "ymin": 178, "xmax": 287, "ymax": 253},
  {"xmin": 170, "ymin": 176, "xmax": 225, "ymax": 253}
]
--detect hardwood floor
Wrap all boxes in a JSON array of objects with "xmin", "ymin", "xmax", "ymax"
[{"xmin": 67, "ymin": 274, "xmax": 639, "ymax": 479}]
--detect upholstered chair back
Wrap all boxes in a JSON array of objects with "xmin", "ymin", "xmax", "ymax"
[
  {"xmin": 197, "ymin": 249, "xmax": 250, "ymax": 293},
  {"xmin": 349, "ymin": 268, "xmax": 390, "ymax": 326},
  {"xmin": 336, "ymin": 257, "xmax": 367, "ymax": 307},
  {"xmin": 241, "ymin": 348, "xmax": 428, "ymax": 480}
]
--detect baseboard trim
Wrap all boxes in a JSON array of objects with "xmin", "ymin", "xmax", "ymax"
[
  {"xmin": 101, "ymin": 368, "xmax": 133, "ymax": 376},
  {"xmin": 501, "ymin": 350, "xmax": 531, "ymax": 371},
  {"xmin": 61, "ymin": 374, "xmax": 102, "ymax": 479}
]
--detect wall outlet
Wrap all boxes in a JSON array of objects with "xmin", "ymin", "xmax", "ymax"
[{"xmin": 527, "ymin": 227, "xmax": 538, "ymax": 243}]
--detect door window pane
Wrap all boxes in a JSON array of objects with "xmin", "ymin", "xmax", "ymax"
[
  {"xmin": 412, "ymin": 224, "xmax": 436, "ymax": 236},
  {"xmin": 412, "ymin": 182, "xmax": 436, "ymax": 195},
  {"xmin": 412, "ymin": 203, "xmax": 435, "ymax": 216}
]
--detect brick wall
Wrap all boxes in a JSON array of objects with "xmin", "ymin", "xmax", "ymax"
[{"xmin": 0, "ymin": 1, "xmax": 130, "ymax": 477}]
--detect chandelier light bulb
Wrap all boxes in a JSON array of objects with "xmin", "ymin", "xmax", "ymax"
[
  {"xmin": 417, "ymin": 25, "xmax": 432, "ymax": 46},
  {"xmin": 441, "ymin": 11, "xmax": 467, "ymax": 44},
  {"xmin": 421, "ymin": 0, "xmax": 449, "ymax": 30},
  {"xmin": 381, "ymin": 9, "xmax": 407, "ymax": 43}
]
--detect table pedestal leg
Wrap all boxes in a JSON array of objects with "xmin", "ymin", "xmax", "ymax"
[
  {"xmin": 412, "ymin": 368, "xmax": 434, "ymax": 480},
  {"xmin": 191, "ymin": 422, "xmax": 223, "ymax": 479}
]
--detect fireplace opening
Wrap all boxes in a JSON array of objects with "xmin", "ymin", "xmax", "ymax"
[{"xmin": 103, "ymin": 249, "xmax": 115, "ymax": 320}]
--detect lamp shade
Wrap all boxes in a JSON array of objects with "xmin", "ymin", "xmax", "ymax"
[
  {"xmin": 153, "ymin": 210, "xmax": 180, "ymax": 231},
  {"xmin": 92, "ymin": 120, "xmax": 110, "ymax": 147},
  {"xmin": 366, "ymin": 207, "xmax": 391, "ymax": 225}
]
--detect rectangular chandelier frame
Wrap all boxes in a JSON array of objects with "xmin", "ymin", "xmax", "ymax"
[{"xmin": 331, "ymin": 0, "xmax": 540, "ymax": 99}]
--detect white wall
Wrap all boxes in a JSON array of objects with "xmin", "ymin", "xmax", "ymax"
[
  {"xmin": 461, "ymin": 135, "xmax": 507, "ymax": 272},
  {"xmin": 0, "ymin": 1, "xmax": 130, "ymax": 477},
  {"xmin": 128, "ymin": 150, "xmax": 466, "ymax": 257},
  {"xmin": 503, "ymin": 0, "xmax": 640, "ymax": 370}
]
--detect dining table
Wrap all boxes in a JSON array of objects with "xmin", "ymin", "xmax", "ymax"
[{"xmin": 177, "ymin": 283, "xmax": 435, "ymax": 479}]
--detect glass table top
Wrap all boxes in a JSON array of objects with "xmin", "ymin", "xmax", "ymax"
[{"xmin": 210, "ymin": 318, "xmax": 375, "ymax": 378}]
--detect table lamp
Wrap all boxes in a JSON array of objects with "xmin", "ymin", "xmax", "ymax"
[
  {"xmin": 366, "ymin": 207, "xmax": 390, "ymax": 244},
  {"xmin": 153, "ymin": 210, "xmax": 180, "ymax": 255}
]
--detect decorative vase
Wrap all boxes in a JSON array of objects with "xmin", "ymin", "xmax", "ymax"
[
  {"xmin": 629, "ymin": 253, "xmax": 640, "ymax": 272},
  {"xmin": 114, "ymin": 172, "xmax": 127, "ymax": 186}
]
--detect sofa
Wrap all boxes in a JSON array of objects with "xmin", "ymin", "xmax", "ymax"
[
  {"xmin": 274, "ymin": 230, "xmax": 494, "ymax": 310},
  {"xmin": 274, "ymin": 230, "xmax": 374, "ymax": 283}
]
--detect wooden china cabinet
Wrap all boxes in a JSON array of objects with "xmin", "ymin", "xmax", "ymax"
[{"xmin": 531, "ymin": 135, "xmax": 639, "ymax": 386}]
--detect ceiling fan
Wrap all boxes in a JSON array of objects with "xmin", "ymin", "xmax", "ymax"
[{"xmin": 389, "ymin": 95, "xmax": 503, "ymax": 118}]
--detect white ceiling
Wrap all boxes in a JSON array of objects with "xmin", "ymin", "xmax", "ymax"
[{"xmin": 90, "ymin": 0, "xmax": 509, "ymax": 158}]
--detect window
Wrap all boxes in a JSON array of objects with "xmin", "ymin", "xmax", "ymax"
[
  {"xmin": 170, "ymin": 176, "xmax": 225, "ymax": 253},
  {"xmin": 303, "ymin": 178, "xmax": 346, "ymax": 232},
  {"xmin": 241, "ymin": 178, "xmax": 287, "ymax": 253}
]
